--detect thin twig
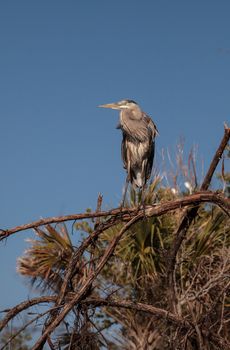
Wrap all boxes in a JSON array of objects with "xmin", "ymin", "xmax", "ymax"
[{"xmin": 95, "ymin": 193, "xmax": 103, "ymax": 226}]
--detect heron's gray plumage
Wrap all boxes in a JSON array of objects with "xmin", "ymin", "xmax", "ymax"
[
  {"xmin": 99, "ymin": 99, "xmax": 158, "ymax": 203},
  {"xmin": 121, "ymin": 110, "xmax": 157, "ymax": 188}
]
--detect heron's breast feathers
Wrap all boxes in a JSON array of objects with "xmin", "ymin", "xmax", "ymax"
[{"xmin": 125, "ymin": 140, "xmax": 150, "ymax": 165}]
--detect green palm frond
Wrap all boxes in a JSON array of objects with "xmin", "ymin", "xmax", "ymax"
[
  {"xmin": 100, "ymin": 179, "xmax": 178, "ymax": 288},
  {"xmin": 184, "ymin": 207, "xmax": 229, "ymax": 261},
  {"xmin": 17, "ymin": 224, "xmax": 74, "ymax": 291}
]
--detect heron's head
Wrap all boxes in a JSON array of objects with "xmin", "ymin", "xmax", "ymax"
[{"xmin": 99, "ymin": 99, "xmax": 138, "ymax": 110}]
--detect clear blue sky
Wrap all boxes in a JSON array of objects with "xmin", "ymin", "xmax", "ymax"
[{"xmin": 0, "ymin": 1, "xmax": 229, "ymax": 309}]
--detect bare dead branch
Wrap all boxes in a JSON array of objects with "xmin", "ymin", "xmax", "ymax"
[
  {"xmin": 0, "ymin": 305, "xmax": 61, "ymax": 350},
  {"xmin": 1, "ymin": 278, "xmax": 229, "ymax": 348},
  {"xmin": 200, "ymin": 124, "xmax": 230, "ymax": 191},
  {"xmin": 95, "ymin": 193, "xmax": 103, "ymax": 226},
  {"xmin": 82, "ymin": 297, "xmax": 192, "ymax": 330},
  {"xmin": 0, "ymin": 294, "xmax": 193, "ymax": 348},
  {"xmin": 0, "ymin": 192, "xmax": 229, "ymax": 242},
  {"xmin": 0, "ymin": 296, "xmax": 56, "ymax": 332},
  {"xmin": 0, "ymin": 207, "xmax": 130, "ymax": 241}
]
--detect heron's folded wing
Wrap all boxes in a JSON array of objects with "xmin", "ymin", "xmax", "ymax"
[
  {"xmin": 145, "ymin": 114, "xmax": 159, "ymax": 137},
  {"xmin": 145, "ymin": 140, "xmax": 155, "ymax": 181},
  {"xmin": 120, "ymin": 110, "xmax": 150, "ymax": 142}
]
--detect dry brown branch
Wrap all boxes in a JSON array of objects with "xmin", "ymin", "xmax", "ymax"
[
  {"xmin": 95, "ymin": 193, "xmax": 103, "ymax": 226},
  {"xmin": 0, "ymin": 207, "xmax": 130, "ymax": 241},
  {"xmin": 7, "ymin": 293, "xmax": 229, "ymax": 349},
  {"xmin": 0, "ymin": 192, "xmax": 229, "ymax": 242},
  {"xmin": 0, "ymin": 296, "xmax": 56, "ymax": 332},
  {"xmin": 83, "ymin": 297, "xmax": 192, "ymax": 329},
  {"xmin": 0, "ymin": 294, "xmax": 192, "ymax": 346},
  {"xmin": 201, "ymin": 124, "xmax": 230, "ymax": 191},
  {"xmin": 0, "ymin": 305, "xmax": 61, "ymax": 350},
  {"xmin": 1, "ymin": 265, "xmax": 229, "ymax": 348}
]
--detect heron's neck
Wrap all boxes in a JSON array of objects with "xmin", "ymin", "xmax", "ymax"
[{"xmin": 120, "ymin": 108, "xmax": 142, "ymax": 121}]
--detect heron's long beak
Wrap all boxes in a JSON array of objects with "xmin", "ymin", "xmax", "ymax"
[{"xmin": 98, "ymin": 103, "xmax": 120, "ymax": 110}]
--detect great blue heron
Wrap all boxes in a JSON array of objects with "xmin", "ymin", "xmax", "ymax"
[{"xmin": 99, "ymin": 99, "xmax": 158, "ymax": 206}]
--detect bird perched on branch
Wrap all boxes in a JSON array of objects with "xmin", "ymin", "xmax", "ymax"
[{"xmin": 99, "ymin": 99, "xmax": 158, "ymax": 206}]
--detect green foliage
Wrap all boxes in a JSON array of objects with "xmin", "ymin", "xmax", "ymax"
[{"xmin": 17, "ymin": 224, "xmax": 74, "ymax": 291}]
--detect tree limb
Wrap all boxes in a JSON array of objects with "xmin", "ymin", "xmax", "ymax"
[
  {"xmin": 0, "ymin": 296, "xmax": 56, "ymax": 332},
  {"xmin": 0, "ymin": 305, "xmax": 60, "ymax": 350},
  {"xmin": 0, "ymin": 192, "xmax": 229, "ymax": 242}
]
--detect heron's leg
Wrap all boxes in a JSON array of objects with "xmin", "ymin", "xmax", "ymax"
[
  {"xmin": 135, "ymin": 186, "xmax": 144, "ymax": 213},
  {"xmin": 140, "ymin": 184, "xmax": 147, "ymax": 216},
  {"xmin": 121, "ymin": 176, "xmax": 129, "ymax": 208},
  {"xmin": 139, "ymin": 160, "xmax": 148, "ymax": 212}
]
